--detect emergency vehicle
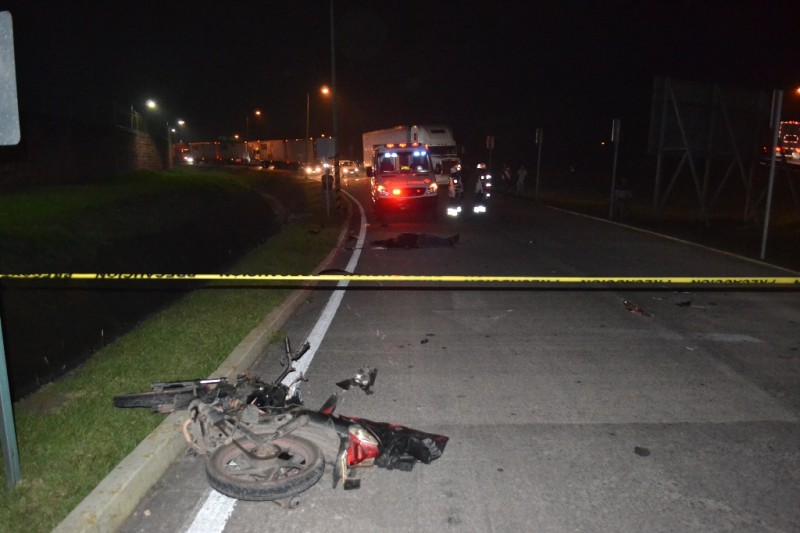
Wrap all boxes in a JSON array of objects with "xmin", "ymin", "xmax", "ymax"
[
  {"xmin": 368, "ymin": 142, "xmax": 440, "ymax": 219},
  {"xmin": 362, "ymin": 125, "xmax": 461, "ymax": 185}
]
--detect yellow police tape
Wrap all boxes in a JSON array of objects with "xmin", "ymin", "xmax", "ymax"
[{"xmin": 0, "ymin": 273, "xmax": 798, "ymax": 285}]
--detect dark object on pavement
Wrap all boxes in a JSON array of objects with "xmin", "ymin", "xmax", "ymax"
[
  {"xmin": 317, "ymin": 268, "xmax": 353, "ymax": 275},
  {"xmin": 623, "ymin": 300, "xmax": 652, "ymax": 317},
  {"xmin": 372, "ymin": 233, "xmax": 459, "ymax": 248}
]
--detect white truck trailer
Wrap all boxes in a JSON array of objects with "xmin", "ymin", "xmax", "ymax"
[
  {"xmin": 189, "ymin": 142, "xmax": 250, "ymax": 164},
  {"xmin": 248, "ymin": 137, "xmax": 336, "ymax": 165}
]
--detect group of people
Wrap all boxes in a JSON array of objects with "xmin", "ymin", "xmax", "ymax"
[
  {"xmin": 499, "ymin": 163, "xmax": 528, "ymax": 196},
  {"xmin": 448, "ymin": 162, "xmax": 530, "ymax": 203}
]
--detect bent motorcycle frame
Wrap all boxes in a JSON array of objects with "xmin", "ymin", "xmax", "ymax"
[{"xmin": 182, "ymin": 393, "xmax": 382, "ymax": 491}]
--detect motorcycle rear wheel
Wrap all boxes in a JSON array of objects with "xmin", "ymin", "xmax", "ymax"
[{"xmin": 206, "ymin": 435, "xmax": 324, "ymax": 501}]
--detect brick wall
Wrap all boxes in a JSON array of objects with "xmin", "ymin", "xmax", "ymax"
[{"xmin": 0, "ymin": 113, "xmax": 166, "ymax": 187}]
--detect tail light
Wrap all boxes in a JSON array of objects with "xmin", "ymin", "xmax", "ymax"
[{"xmin": 347, "ymin": 425, "xmax": 381, "ymax": 466}]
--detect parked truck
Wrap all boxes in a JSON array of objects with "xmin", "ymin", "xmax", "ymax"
[
  {"xmin": 189, "ymin": 141, "xmax": 250, "ymax": 165},
  {"xmin": 247, "ymin": 137, "xmax": 336, "ymax": 166},
  {"xmin": 362, "ymin": 125, "xmax": 461, "ymax": 184},
  {"xmin": 367, "ymin": 142, "xmax": 440, "ymax": 221}
]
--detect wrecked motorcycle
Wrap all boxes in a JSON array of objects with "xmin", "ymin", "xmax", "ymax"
[{"xmin": 113, "ymin": 338, "xmax": 448, "ymax": 504}]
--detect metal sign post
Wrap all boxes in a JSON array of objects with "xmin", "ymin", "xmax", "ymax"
[
  {"xmin": 534, "ymin": 128, "xmax": 543, "ymax": 200},
  {"xmin": 761, "ymin": 90, "xmax": 782, "ymax": 260},
  {"xmin": 486, "ymin": 135, "xmax": 494, "ymax": 173},
  {"xmin": 0, "ymin": 316, "xmax": 20, "ymax": 488},
  {"xmin": 608, "ymin": 118, "xmax": 621, "ymax": 219},
  {"xmin": 0, "ymin": 10, "xmax": 22, "ymax": 488}
]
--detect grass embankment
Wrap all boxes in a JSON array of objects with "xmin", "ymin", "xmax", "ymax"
[{"xmin": 0, "ymin": 167, "xmax": 346, "ymax": 532}]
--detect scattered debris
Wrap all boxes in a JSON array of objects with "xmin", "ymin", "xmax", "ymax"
[
  {"xmin": 634, "ymin": 446, "xmax": 651, "ymax": 457},
  {"xmin": 336, "ymin": 367, "xmax": 378, "ymax": 395},
  {"xmin": 623, "ymin": 300, "xmax": 652, "ymax": 317},
  {"xmin": 343, "ymin": 478, "xmax": 361, "ymax": 490}
]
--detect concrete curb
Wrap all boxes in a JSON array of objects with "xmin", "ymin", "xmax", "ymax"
[{"xmin": 54, "ymin": 201, "xmax": 352, "ymax": 533}]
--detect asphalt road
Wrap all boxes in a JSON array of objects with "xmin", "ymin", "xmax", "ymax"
[{"xmin": 119, "ymin": 179, "xmax": 800, "ymax": 533}]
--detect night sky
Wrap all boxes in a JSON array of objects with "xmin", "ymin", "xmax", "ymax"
[{"xmin": 3, "ymin": 0, "xmax": 799, "ymax": 165}]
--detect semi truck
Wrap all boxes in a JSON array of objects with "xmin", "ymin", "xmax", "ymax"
[
  {"xmin": 188, "ymin": 141, "xmax": 250, "ymax": 165},
  {"xmin": 778, "ymin": 121, "xmax": 800, "ymax": 161},
  {"xmin": 247, "ymin": 137, "xmax": 336, "ymax": 165},
  {"xmin": 368, "ymin": 142, "xmax": 440, "ymax": 220},
  {"xmin": 362, "ymin": 125, "xmax": 461, "ymax": 184}
]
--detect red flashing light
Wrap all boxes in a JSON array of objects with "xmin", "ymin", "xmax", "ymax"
[{"xmin": 391, "ymin": 188, "xmax": 402, "ymax": 196}]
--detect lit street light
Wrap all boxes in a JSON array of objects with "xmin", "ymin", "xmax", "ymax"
[
  {"xmin": 328, "ymin": 0, "xmax": 340, "ymax": 193},
  {"xmin": 129, "ymin": 98, "xmax": 157, "ymax": 131},
  {"xmin": 246, "ymin": 109, "xmax": 262, "ymax": 140},
  {"xmin": 306, "ymin": 86, "xmax": 331, "ymax": 163},
  {"xmin": 167, "ymin": 119, "xmax": 186, "ymax": 169}
]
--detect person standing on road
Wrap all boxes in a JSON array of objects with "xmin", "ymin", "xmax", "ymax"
[
  {"xmin": 516, "ymin": 164, "xmax": 528, "ymax": 197},
  {"xmin": 500, "ymin": 163, "xmax": 512, "ymax": 192}
]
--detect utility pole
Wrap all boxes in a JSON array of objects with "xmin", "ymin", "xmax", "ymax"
[{"xmin": 330, "ymin": 0, "xmax": 339, "ymax": 193}]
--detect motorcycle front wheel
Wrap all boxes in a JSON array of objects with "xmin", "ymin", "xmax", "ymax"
[{"xmin": 206, "ymin": 435, "xmax": 325, "ymax": 501}]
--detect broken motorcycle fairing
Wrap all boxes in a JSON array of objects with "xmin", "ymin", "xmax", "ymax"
[{"xmin": 340, "ymin": 415, "xmax": 449, "ymax": 471}]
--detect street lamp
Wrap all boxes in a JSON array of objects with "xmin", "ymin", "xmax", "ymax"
[
  {"xmin": 166, "ymin": 119, "xmax": 186, "ymax": 169},
  {"xmin": 306, "ymin": 86, "xmax": 331, "ymax": 163},
  {"xmin": 328, "ymin": 0, "xmax": 340, "ymax": 192},
  {"xmin": 246, "ymin": 109, "xmax": 261, "ymax": 140},
  {"xmin": 130, "ymin": 98, "xmax": 157, "ymax": 131}
]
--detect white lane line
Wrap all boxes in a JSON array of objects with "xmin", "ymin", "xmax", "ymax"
[
  {"xmin": 282, "ymin": 188, "xmax": 366, "ymax": 387},
  {"xmin": 184, "ymin": 490, "xmax": 236, "ymax": 533},
  {"xmin": 186, "ymin": 189, "xmax": 367, "ymax": 533},
  {"xmin": 693, "ymin": 333, "xmax": 762, "ymax": 343}
]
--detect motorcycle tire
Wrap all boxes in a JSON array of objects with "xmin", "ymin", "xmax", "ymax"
[
  {"xmin": 112, "ymin": 390, "xmax": 196, "ymax": 409},
  {"xmin": 206, "ymin": 435, "xmax": 324, "ymax": 501}
]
